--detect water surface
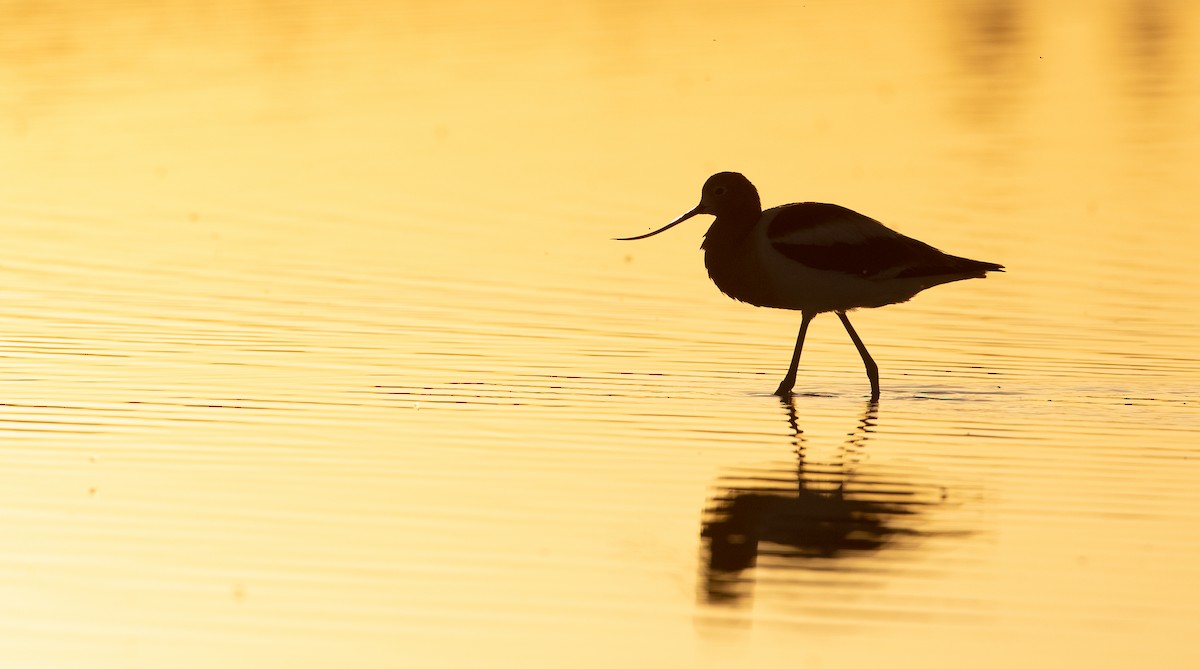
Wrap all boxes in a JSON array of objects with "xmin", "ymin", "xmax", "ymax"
[{"xmin": 1, "ymin": 1, "xmax": 1198, "ymax": 667}]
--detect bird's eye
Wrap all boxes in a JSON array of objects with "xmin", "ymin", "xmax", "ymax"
[{"xmin": 713, "ymin": 186, "xmax": 727, "ymax": 196}]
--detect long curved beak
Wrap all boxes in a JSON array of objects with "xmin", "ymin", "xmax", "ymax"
[{"xmin": 614, "ymin": 204, "xmax": 706, "ymax": 241}]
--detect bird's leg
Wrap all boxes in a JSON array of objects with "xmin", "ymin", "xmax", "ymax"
[
  {"xmin": 774, "ymin": 312, "xmax": 815, "ymax": 396},
  {"xmin": 837, "ymin": 311, "xmax": 880, "ymax": 400}
]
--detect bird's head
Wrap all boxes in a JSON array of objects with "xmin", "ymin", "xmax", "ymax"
[{"xmin": 615, "ymin": 172, "xmax": 762, "ymax": 241}]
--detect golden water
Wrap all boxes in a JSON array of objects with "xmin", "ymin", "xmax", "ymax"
[{"xmin": 1, "ymin": 1, "xmax": 1198, "ymax": 667}]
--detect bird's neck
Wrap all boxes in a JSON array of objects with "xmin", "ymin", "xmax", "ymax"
[
  {"xmin": 701, "ymin": 209, "xmax": 760, "ymax": 251},
  {"xmin": 700, "ymin": 212, "xmax": 776, "ymax": 306}
]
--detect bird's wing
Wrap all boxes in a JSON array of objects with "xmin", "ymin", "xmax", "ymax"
[{"xmin": 767, "ymin": 203, "xmax": 998, "ymax": 280}]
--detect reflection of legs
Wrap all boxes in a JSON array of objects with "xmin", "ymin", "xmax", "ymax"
[
  {"xmin": 839, "ymin": 399, "xmax": 879, "ymax": 490},
  {"xmin": 774, "ymin": 312, "xmax": 815, "ymax": 396},
  {"xmin": 837, "ymin": 311, "xmax": 880, "ymax": 400},
  {"xmin": 779, "ymin": 394, "xmax": 809, "ymax": 495}
]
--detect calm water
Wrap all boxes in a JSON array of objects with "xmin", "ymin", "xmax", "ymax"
[{"xmin": 1, "ymin": 1, "xmax": 1198, "ymax": 667}]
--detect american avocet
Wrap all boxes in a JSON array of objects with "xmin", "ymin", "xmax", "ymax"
[{"xmin": 617, "ymin": 172, "xmax": 1004, "ymax": 399}]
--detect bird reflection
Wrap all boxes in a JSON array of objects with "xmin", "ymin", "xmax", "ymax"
[{"xmin": 700, "ymin": 397, "xmax": 939, "ymax": 605}]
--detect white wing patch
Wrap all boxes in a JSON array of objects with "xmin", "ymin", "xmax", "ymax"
[{"xmin": 765, "ymin": 203, "xmax": 903, "ymax": 248}]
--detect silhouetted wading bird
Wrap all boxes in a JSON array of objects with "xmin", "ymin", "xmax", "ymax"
[{"xmin": 616, "ymin": 172, "xmax": 1004, "ymax": 399}]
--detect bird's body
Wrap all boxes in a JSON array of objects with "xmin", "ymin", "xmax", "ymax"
[
  {"xmin": 702, "ymin": 200, "xmax": 1001, "ymax": 313},
  {"xmin": 617, "ymin": 172, "xmax": 1003, "ymax": 399}
]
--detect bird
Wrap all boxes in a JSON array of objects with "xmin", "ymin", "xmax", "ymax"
[{"xmin": 616, "ymin": 172, "xmax": 1004, "ymax": 399}]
